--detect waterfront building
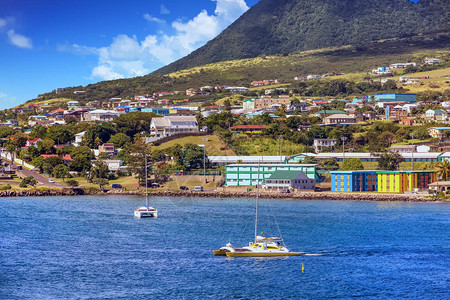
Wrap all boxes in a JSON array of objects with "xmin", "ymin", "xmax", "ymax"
[
  {"xmin": 263, "ymin": 170, "xmax": 315, "ymax": 190},
  {"xmin": 225, "ymin": 164, "xmax": 318, "ymax": 186},
  {"xmin": 330, "ymin": 171, "xmax": 378, "ymax": 192},
  {"xmin": 377, "ymin": 171, "xmax": 436, "ymax": 193}
]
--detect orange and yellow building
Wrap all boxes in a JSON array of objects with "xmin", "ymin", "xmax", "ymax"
[{"xmin": 377, "ymin": 171, "xmax": 437, "ymax": 193}]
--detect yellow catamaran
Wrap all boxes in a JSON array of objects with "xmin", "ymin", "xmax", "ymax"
[{"xmin": 213, "ymin": 162, "xmax": 301, "ymax": 257}]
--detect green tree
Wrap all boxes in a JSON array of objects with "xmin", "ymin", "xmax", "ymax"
[
  {"xmin": 85, "ymin": 124, "xmax": 116, "ymax": 148},
  {"xmin": 30, "ymin": 125, "xmax": 47, "ymax": 139},
  {"xmin": 108, "ymin": 133, "xmax": 132, "ymax": 148},
  {"xmin": 93, "ymin": 178, "xmax": 109, "ymax": 190},
  {"xmin": 341, "ymin": 158, "xmax": 364, "ymax": 171},
  {"xmin": 436, "ymin": 160, "xmax": 450, "ymax": 180},
  {"xmin": 376, "ymin": 151, "xmax": 404, "ymax": 171},
  {"xmin": 52, "ymin": 164, "xmax": 69, "ymax": 180},
  {"xmin": 0, "ymin": 126, "xmax": 16, "ymax": 138},
  {"xmin": 46, "ymin": 125, "xmax": 74, "ymax": 144},
  {"xmin": 321, "ymin": 157, "xmax": 339, "ymax": 170},
  {"xmin": 38, "ymin": 138, "xmax": 55, "ymax": 154},
  {"xmin": 42, "ymin": 156, "xmax": 64, "ymax": 174},
  {"xmin": 114, "ymin": 112, "xmax": 155, "ymax": 136},
  {"xmin": 71, "ymin": 146, "xmax": 95, "ymax": 160},
  {"xmin": 19, "ymin": 176, "xmax": 37, "ymax": 188},
  {"xmin": 66, "ymin": 179, "xmax": 79, "ymax": 187},
  {"xmin": 31, "ymin": 156, "xmax": 45, "ymax": 172},
  {"xmin": 91, "ymin": 160, "xmax": 109, "ymax": 179},
  {"xmin": 69, "ymin": 154, "xmax": 92, "ymax": 172},
  {"xmin": 302, "ymin": 156, "xmax": 319, "ymax": 164}
]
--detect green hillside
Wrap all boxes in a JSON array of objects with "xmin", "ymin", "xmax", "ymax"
[
  {"xmin": 25, "ymin": 33, "xmax": 449, "ymax": 107},
  {"xmin": 155, "ymin": 0, "xmax": 450, "ymax": 74}
]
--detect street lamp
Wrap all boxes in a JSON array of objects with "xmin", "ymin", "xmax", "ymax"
[{"xmin": 341, "ymin": 137, "xmax": 347, "ymax": 162}]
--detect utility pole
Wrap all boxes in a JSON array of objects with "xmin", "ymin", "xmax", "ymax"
[
  {"xmin": 279, "ymin": 135, "xmax": 283, "ymax": 163},
  {"xmin": 341, "ymin": 137, "xmax": 347, "ymax": 162},
  {"xmin": 410, "ymin": 132, "xmax": 414, "ymax": 171},
  {"xmin": 203, "ymin": 138, "xmax": 208, "ymax": 183}
]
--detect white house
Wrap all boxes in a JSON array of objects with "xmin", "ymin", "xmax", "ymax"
[
  {"xmin": 73, "ymin": 131, "xmax": 85, "ymax": 147},
  {"xmin": 147, "ymin": 116, "xmax": 199, "ymax": 143},
  {"xmin": 81, "ymin": 109, "xmax": 122, "ymax": 122},
  {"xmin": 424, "ymin": 58, "xmax": 441, "ymax": 65},
  {"xmin": 26, "ymin": 138, "xmax": 43, "ymax": 147}
]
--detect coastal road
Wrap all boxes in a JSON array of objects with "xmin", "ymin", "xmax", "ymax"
[{"xmin": 17, "ymin": 169, "xmax": 66, "ymax": 188}]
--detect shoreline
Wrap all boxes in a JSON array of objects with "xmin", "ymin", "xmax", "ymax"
[{"xmin": 0, "ymin": 188, "xmax": 447, "ymax": 203}]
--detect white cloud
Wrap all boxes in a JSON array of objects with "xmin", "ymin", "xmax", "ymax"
[
  {"xmin": 160, "ymin": 4, "xmax": 170, "ymax": 15},
  {"xmin": 0, "ymin": 18, "xmax": 6, "ymax": 28},
  {"xmin": 57, "ymin": 43, "xmax": 99, "ymax": 55},
  {"xmin": 66, "ymin": 0, "xmax": 249, "ymax": 80},
  {"xmin": 0, "ymin": 92, "xmax": 18, "ymax": 110},
  {"xmin": 143, "ymin": 14, "xmax": 167, "ymax": 25},
  {"xmin": 7, "ymin": 29, "xmax": 33, "ymax": 49}
]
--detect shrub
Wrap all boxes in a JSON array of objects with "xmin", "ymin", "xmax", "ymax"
[{"xmin": 0, "ymin": 184, "xmax": 12, "ymax": 190}]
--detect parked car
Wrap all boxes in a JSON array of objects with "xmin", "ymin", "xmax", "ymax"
[
  {"xmin": 280, "ymin": 189, "xmax": 290, "ymax": 193},
  {"xmin": 193, "ymin": 186, "xmax": 204, "ymax": 192},
  {"xmin": 48, "ymin": 179, "xmax": 55, "ymax": 183},
  {"xmin": 180, "ymin": 186, "xmax": 189, "ymax": 190},
  {"xmin": 112, "ymin": 184, "xmax": 122, "ymax": 189}
]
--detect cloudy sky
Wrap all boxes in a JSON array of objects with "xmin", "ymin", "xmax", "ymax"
[{"xmin": 0, "ymin": 0, "xmax": 258, "ymax": 109}]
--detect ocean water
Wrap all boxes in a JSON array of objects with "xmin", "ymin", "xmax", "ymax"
[{"xmin": 0, "ymin": 196, "xmax": 449, "ymax": 299}]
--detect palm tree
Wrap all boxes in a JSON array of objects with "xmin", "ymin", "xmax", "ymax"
[{"xmin": 436, "ymin": 160, "xmax": 450, "ymax": 181}]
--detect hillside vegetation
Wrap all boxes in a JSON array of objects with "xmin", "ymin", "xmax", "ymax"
[
  {"xmin": 155, "ymin": 0, "xmax": 450, "ymax": 74},
  {"xmin": 24, "ymin": 34, "xmax": 450, "ymax": 107}
]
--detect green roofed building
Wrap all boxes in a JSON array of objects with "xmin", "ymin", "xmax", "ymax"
[
  {"xmin": 264, "ymin": 170, "xmax": 315, "ymax": 190},
  {"xmin": 225, "ymin": 163, "xmax": 318, "ymax": 186}
]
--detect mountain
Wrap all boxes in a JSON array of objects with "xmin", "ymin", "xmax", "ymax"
[{"xmin": 154, "ymin": 0, "xmax": 450, "ymax": 75}]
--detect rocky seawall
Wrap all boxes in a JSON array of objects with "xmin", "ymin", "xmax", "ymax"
[{"xmin": 1, "ymin": 188, "xmax": 446, "ymax": 202}]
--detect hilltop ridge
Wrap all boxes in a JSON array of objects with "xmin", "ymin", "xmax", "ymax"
[{"xmin": 154, "ymin": 0, "xmax": 450, "ymax": 74}]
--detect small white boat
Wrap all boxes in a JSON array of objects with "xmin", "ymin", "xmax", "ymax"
[
  {"xmin": 134, "ymin": 154, "xmax": 158, "ymax": 218},
  {"xmin": 134, "ymin": 205, "xmax": 158, "ymax": 218}
]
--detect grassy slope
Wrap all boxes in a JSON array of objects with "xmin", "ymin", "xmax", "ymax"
[
  {"xmin": 152, "ymin": 135, "xmax": 235, "ymax": 156},
  {"xmin": 20, "ymin": 34, "xmax": 449, "ymax": 108}
]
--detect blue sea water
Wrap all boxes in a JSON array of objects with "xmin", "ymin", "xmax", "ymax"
[{"xmin": 0, "ymin": 196, "xmax": 449, "ymax": 299}]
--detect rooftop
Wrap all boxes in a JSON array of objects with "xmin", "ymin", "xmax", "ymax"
[{"xmin": 268, "ymin": 170, "xmax": 310, "ymax": 180}]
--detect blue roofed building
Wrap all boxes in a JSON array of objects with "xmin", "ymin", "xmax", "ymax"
[{"xmin": 141, "ymin": 107, "xmax": 170, "ymax": 116}]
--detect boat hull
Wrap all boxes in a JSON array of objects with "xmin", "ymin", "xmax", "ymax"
[
  {"xmin": 134, "ymin": 210, "xmax": 158, "ymax": 218},
  {"xmin": 225, "ymin": 252, "xmax": 301, "ymax": 257},
  {"xmin": 213, "ymin": 250, "xmax": 227, "ymax": 256}
]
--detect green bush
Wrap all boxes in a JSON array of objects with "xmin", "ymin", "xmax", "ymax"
[{"xmin": 0, "ymin": 184, "xmax": 12, "ymax": 190}]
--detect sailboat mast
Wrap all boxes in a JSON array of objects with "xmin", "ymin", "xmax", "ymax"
[
  {"xmin": 145, "ymin": 154, "xmax": 149, "ymax": 207},
  {"xmin": 255, "ymin": 160, "xmax": 260, "ymax": 243}
]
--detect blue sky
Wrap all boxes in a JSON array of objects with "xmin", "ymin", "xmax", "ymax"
[{"xmin": 0, "ymin": 0, "xmax": 259, "ymax": 109}]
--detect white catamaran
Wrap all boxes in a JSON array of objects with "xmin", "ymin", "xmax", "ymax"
[
  {"xmin": 213, "ymin": 162, "xmax": 300, "ymax": 257},
  {"xmin": 134, "ymin": 154, "xmax": 158, "ymax": 218}
]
